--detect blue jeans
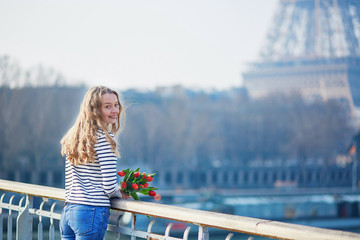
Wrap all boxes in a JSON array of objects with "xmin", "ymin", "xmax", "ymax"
[{"xmin": 60, "ymin": 203, "xmax": 110, "ymax": 240}]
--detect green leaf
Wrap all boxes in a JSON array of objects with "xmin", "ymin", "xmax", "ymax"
[{"xmin": 123, "ymin": 169, "xmax": 131, "ymax": 182}]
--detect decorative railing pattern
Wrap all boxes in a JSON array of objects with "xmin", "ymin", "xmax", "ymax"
[{"xmin": 1, "ymin": 179, "xmax": 360, "ymax": 240}]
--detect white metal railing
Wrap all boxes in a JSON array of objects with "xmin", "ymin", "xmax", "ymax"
[{"xmin": 1, "ymin": 179, "xmax": 360, "ymax": 240}]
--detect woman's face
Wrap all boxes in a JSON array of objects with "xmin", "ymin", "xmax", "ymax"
[{"xmin": 100, "ymin": 93, "xmax": 120, "ymax": 125}]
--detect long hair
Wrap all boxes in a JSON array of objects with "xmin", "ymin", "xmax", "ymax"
[{"xmin": 60, "ymin": 86, "xmax": 123, "ymax": 165}]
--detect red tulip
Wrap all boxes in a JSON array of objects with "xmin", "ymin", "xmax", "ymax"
[
  {"xmin": 121, "ymin": 181, "xmax": 127, "ymax": 189},
  {"xmin": 148, "ymin": 190, "xmax": 156, "ymax": 197},
  {"xmin": 154, "ymin": 194, "xmax": 161, "ymax": 201},
  {"xmin": 118, "ymin": 171, "xmax": 125, "ymax": 177},
  {"xmin": 146, "ymin": 176, "xmax": 153, "ymax": 182},
  {"xmin": 132, "ymin": 183, "xmax": 139, "ymax": 190}
]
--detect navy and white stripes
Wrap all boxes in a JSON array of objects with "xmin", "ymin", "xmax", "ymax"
[{"xmin": 65, "ymin": 130, "xmax": 121, "ymax": 206}]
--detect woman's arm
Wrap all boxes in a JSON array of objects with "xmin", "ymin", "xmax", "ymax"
[{"xmin": 96, "ymin": 133, "xmax": 122, "ymax": 198}]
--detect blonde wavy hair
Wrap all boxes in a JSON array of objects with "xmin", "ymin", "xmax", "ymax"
[{"xmin": 60, "ymin": 86, "xmax": 123, "ymax": 165}]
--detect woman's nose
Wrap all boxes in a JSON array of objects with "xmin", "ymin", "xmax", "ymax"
[{"xmin": 112, "ymin": 106, "xmax": 119, "ymax": 112}]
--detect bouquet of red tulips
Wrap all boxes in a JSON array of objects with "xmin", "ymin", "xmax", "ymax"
[{"xmin": 117, "ymin": 168, "xmax": 159, "ymax": 200}]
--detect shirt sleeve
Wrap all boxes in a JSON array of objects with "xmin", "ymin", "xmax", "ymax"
[{"xmin": 95, "ymin": 132, "xmax": 121, "ymax": 199}]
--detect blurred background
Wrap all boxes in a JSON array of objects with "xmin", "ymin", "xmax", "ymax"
[{"xmin": 1, "ymin": 0, "xmax": 360, "ymax": 235}]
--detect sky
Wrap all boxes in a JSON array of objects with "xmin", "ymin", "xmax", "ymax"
[{"xmin": 0, "ymin": 0, "xmax": 278, "ymax": 91}]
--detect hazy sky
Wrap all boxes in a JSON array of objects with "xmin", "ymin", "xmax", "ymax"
[{"xmin": 0, "ymin": 0, "xmax": 278, "ymax": 91}]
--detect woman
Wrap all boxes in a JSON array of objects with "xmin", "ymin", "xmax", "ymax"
[{"xmin": 60, "ymin": 86, "xmax": 129, "ymax": 240}]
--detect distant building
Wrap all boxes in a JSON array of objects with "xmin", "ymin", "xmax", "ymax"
[
  {"xmin": 243, "ymin": 0, "xmax": 360, "ymax": 115},
  {"xmin": 243, "ymin": 58, "xmax": 359, "ymax": 112}
]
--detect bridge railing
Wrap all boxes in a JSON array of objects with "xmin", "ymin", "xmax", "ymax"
[{"xmin": 1, "ymin": 179, "xmax": 360, "ymax": 240}]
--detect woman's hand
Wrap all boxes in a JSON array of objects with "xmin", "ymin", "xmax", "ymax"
[{"xmin": 120, "ymin": 190, "xmax": 131, "ymax": 199}]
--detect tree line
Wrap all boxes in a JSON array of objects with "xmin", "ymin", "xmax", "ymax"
[
  {"xmin": 0, "ymin": 84, "xmax": 355, "ymax": 175},
  {"xmin": 0, "ymin": 54, "xmax": 356, "ymax": 176},
  {"xmin": 119, "ymin": 87, "xmax": 355, "ymax": 169}
]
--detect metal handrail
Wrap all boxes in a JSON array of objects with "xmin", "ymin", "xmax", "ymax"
[{"xmin": 1, "ymin": 179, "xmax": 360, "ymax": 240}]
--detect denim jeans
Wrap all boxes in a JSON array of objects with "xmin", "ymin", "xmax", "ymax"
[{"xmin": 60, "ymin": 203, "xmax": 110, "ymax": 240}]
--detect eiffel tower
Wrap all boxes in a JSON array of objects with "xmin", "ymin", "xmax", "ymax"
[{"xmin": 243, "ymin": 0, "xmax": 360, "ymax": 114}]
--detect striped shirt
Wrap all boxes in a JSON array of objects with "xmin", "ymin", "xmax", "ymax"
[{"xmin": 65, "ymin": 130, "xmax": 121, "ymax": 206}]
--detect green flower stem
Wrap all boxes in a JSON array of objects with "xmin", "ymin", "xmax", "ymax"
[{"xmin": 131, "ymin": 192, "xmax": 139, "ymax": 200}]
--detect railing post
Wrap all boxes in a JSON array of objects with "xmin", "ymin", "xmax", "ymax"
[
  {"xmin": 8, "ymin": 195, "xmax": 15, "ymax": 240},
  {"xmin": 16, "ymin": 195, "xmax": 33, "ymax": 240},
  {"xmin": 198, "ymin": 226, "xmax": 209, "ymax": 240},
  {"xmin": 0, "ymin": 209, "xmax": 2, "ymax": 240},
  {"xmin": 131, "ymin": 213, "xmax": 136, "ymax": 240},
  {"xmin": 0, "ymin": 194, "xmax": 4, "ymax": 240},
  {"xmin": 116, "ymin": 214, "xmax": 122, "ymax": 240},
  {"xmin": 49, "ymin": 202, "xmax": 57, "ymax": 240},
  {"xmin": 38, "ymin": 201, "xmax": 45, "ymax": 240}
]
